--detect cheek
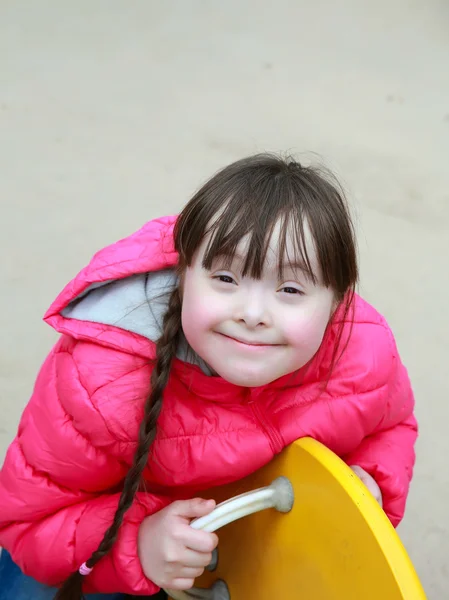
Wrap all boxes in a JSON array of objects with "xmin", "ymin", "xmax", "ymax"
[
  {"xmin": 181, "ymin": 275, "xmax": 219, "ymax": 344},
  {"xmin": 284, "ymin": 299, "xmax": 333, "ymax": 351},
  {"xmin": 181, "ymin": 300, "xmax": 205, "ymax": 354},
  {"xmin": 182, "ymin": 299, "xmax": 215, "ymax": 333}
]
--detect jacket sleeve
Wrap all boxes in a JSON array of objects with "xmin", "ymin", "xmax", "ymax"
[
  {"xmin": 343, "ymin": 334, "xmax": 418, "ymax": 528},
  {"xmin": 0, "ymin": 339, "xmax": 168, "ymax": 595}
]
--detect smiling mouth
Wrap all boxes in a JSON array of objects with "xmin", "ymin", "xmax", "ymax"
[{"xmin": 217, "ymin": 333, "xmax": 281, "ymax": 347}]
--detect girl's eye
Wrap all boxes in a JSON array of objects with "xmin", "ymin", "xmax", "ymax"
[
  {"xmin": 280, "ymin": 286, "xmax": 304, "ymax": 295},
  {"xmin": 215, "ymin": 275, "xmax": 236, "ymax": 284}
]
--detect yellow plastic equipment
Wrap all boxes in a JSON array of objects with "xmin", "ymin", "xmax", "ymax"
[{"xmin": 167, "ymin": 437, "xmax": 426, "ymax": 600}]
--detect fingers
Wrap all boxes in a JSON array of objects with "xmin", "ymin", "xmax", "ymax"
[
  {"xmin": 169, "ymin": 578, "xmax": 197, "ymax": 591},
  {"xmin": 162, "ymin": 548, "xmax": 211, "ymax": 590},
  {"xmin": 169, "ymin": 498, "xmax": 218, "ymax": 552},
  {"xmin": 138, "ymin": 499, "xmax": 219, "ymax": 592},
  {"xmin": 350, "ymin": 465, "xmax": 367, "ymax": 482},
  {"xmin": 350, "ymin": 465, "xmax": 383, "ymax": 507},
  {"xmin": 178, "ymin": 566, "xmax": 205, "ymax": 578},
  {"xmin": 367, "ymin": 480, "xmax": 383, "ymax": 507},
  {"xmin": 179, "ymin": 548, "xmax": 213, "ymax": 568},
  {"xmin": 171, "ymin": 498, "xmax": 216, "ymax": 519},
  {"xmin": 178, "ymin": 526, "xmax": 218, "ymax": 553}
]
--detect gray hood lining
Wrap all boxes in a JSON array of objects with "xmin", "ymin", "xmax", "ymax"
[{"xmin": 61, "ymin": 270, "xmax": 213, "ymax": 374}]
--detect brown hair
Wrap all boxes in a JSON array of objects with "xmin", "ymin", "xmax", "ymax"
[{"xmin": 55, "ymin": 154, "xmax": 357, "ymax": 599}]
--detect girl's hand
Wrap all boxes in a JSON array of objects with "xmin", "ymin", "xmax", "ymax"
[
  {"xmin": 138, "ymin": 498, "xmax": 218, "ymax": 591},
  {"xmin": 350, "ymin": 465, "xmax": 383, "ymax": 507}
]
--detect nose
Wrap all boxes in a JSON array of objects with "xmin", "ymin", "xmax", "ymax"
[{"xmin": 234, "ymin": 288, "xmax": 271, "ymax": 329}]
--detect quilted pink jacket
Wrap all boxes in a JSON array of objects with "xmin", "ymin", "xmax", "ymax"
[{"xmin": 0, "ymin": 216, "xmax": 417, "ymax": 595}]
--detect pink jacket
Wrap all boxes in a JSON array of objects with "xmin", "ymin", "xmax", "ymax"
[{"xmin": 0, "ymin": 216, "xmax": 417, "ymax": 595}]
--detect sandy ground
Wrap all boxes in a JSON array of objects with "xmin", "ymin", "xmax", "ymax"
[{"xmin": 1, "ymin": 1, "xmax": 448, "ymax": 597}]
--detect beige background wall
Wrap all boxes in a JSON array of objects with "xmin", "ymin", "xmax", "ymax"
[{"xmin": 1, "ymin": 2, "xmax": 448, "ymax": 597}]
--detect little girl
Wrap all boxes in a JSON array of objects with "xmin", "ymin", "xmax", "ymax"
[{"xmin": 0, "ymin": 154, "xmax": 417, "ymax": 600}]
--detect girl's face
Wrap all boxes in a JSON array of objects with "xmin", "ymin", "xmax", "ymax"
[{"xmin": 181, "ymin": 223, "xmax": 335, "ymax": 387}]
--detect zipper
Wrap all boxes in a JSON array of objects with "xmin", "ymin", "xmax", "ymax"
[{"xmin": 247, "ymin": 391, "xmax": 284, "ymax": 454}]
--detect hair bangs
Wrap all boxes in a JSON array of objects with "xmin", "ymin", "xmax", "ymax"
[{"xmin": 200, "ymin": 180, "xmax": 318, "ymax": 285}]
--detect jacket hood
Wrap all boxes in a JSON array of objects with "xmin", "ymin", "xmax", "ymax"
[{"xmin": 44, "ymin": 216, "xmax": 179, "ymax": 359}]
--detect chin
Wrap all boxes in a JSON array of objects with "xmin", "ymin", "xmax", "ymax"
[{"xmin": 215, "ymin": 366, "xmax": 279, "ymax": 388}]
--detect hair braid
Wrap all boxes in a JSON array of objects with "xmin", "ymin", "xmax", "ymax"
[{"xmin": 54, "ymin": 287, "xmax": 182, "ymax": 600}]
